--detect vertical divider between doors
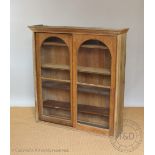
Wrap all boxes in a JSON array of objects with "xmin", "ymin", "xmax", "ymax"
[
  {"xmin": 69, "ymin": 34, "xmax": 74, "ymax": 127},
  {"xmin": 72, "ymin": 34, "xmax": 78, "ymax": 127}
]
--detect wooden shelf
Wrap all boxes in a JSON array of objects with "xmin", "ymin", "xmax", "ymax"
[
  {"xmin": 78, "ymin": 82, "xmax": 110, "ymax": 89},
  {"xmin": 43, "ymin": 114, "xmax": 71, "ymax": 120},
  {"xmin": 41, "ymin": 64, "xmax": 70, "ymax": 71},
  {"xmin": 81, "ymin": 44, "xmax": 108, "ymax": 50},
  {"xmin": 42, "ymin": 80, "xmax": 110, "ymax": 95},
  {"xmin": 42, "ymin": 80, "xmax": 70, "ymax": 90},
  {"xmin": 78, "ymin": 86, "xmax": 110, "ymax": 95},
  {"xmin": 78, "ymin": 104, "xmax": 109, "ymax": 117},
  {"xmin": 44, "ymin": 100, "xmax": 70, "ymax": 110},
  {"xmin": 41, "ymin": 64, "xmax": 110, "ymax": 76},
  {"xmin": 41, "ymin": 77, "xmax": 70, "ymax": 83},
  {"xmin": 78, "ymin": 120, "xmax": 108, "ymax": 128},
  {"xmin": 78, "ymin": 66, "xmax": 111, "ymax": 75},
  {"xmin": 43, "ymin": 42, "xmax": 67, "ymax": 47},
  {"xmin": 43, "ymin": 100, "xmax": 109, "ymax": 117}
]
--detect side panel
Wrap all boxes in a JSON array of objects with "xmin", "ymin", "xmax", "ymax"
[
  {"xmin": 33, "ymin": 32, "xmax": 39, "ymax": 121},
  {"xmin": 114, "ymin": 34, "xmax": 127, "ymax": 137}
]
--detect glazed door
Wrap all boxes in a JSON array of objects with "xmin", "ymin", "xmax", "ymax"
[
  {"xmin": 36, "ymin": 33, "xmax": 73, "ymax": 126},
  {"xmin": 73, "ymin": 34, "xmax": 116, "ymax": 135}
]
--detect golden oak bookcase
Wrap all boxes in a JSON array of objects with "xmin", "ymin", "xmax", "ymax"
[{"xmin": 29, "ymin": 25, "xmax": 128, "ymax": 136}]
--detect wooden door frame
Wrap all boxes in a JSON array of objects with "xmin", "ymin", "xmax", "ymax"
[
  {"xmin": 72, "ymin": 34, "xmax": 117, "ymax": 135},
  {"xmin": 35, "ymin": 32, "xmax": 73, "ymax": 126}
]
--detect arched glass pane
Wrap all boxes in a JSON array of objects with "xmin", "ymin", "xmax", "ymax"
[
  {"xmin": 40, "ymin": 37, "xmax": 71, "ymax": 122},
  {"xmin": 77, "ymin": 39, "xmax": 111, "ymax": 129}
]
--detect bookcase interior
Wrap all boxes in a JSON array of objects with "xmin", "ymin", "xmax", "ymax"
[{"xmin": 40, "ymin": 37, "xmax": 112, "ymax": 129}]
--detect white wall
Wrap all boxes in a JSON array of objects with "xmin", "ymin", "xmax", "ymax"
[{"xmin": 10, "ymin": 0, "xmax": 144, "ymax": 107}]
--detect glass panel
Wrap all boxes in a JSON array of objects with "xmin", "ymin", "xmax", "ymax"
[
  {"xmin": 41, "ymin": 37, "xmax": 71, "ymax": 120},
  {"xmin": 42, "ymin": 80, "xmax": 70, "ymax": 119},
  {"xmin": 77, "ymin": 39, "xmax": 111, "ymax": 129}
]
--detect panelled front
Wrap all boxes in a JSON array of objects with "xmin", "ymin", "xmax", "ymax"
[{"xmin": 35, "ymin": 33, "xmax": 73, "ymax": 126}]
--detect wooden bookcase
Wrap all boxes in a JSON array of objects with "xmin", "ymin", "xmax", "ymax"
[{"xmin": 29, "ymin": 25, "xmax": 128, "ymax": 136}]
